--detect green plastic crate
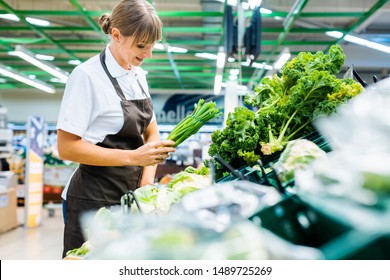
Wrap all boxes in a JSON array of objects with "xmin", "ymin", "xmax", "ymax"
[
  {"xmin": 249, "ymin": 193, "xmax": 390, "ymax": 259},
  {"xmin": 216, "ymin": 165, "xmax": 263, "ymax": 183},
  {"xmin": 249, "ymin": 195, "xmax": 353, "ymax": 248},
  {"xmin": 339, "ymin": 233, "xmax": 390, "ymax": 260}
]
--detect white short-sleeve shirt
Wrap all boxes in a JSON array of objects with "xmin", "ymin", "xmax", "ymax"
[
  {"xmin": 56, "ymin": 46, "xmax": 156, "ymax": 144},
  {"xmin": 57, "ymin": 46, "xmax": 156, "ymax": 200}
]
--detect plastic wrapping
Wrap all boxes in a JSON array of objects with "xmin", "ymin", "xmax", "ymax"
[
  {"xmin": 77, "ymin": 180, "xmax": 322, "ymax": 260},
  {"xmin": 80, "ymin": 209, "xmax": 270, "ymax": 260},
  {"xmin": 294, "ymin": 77, "xmax": 390, "ymax": 208},
  {"xmin": 172, "ymin": 180, "xmax": 283, "ymax": 231},
  {"xmin": 273, "ymin": 139, "xmax": 327, "ymax": 184}
]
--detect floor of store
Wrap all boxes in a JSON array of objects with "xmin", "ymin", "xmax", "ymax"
[{"xmin": 0, "ymin": 206, "xmax": 64, "ymax": 260}]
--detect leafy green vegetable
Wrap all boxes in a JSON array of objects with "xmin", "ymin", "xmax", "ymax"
[
  {"xmin": 167, "ymin": 99, "xmax": 222, "ymax": 147},
  {"xmin": 208, "ymin": 44, "xmax": 364, "ymax": 179},
  {"xmin": 207, "ymin": 106, "xmax": 261, "ymax": 178},
  {"xmin": 168, "ymin": 168, "xmax": 211, "ymax": 195},
  {"xmin": 273, "ymin": 139, "xmax": 327, "ymax": 183},
  {"xmin": 183, "ymin": 166, "xmax": 209, "ymax": 176},
  {"xmin": 132, "ymin": 184, "xmax": 183, "ymax": 214},
  {"xmin": 65, "ymin": 240, "xmax": 92, "ymax": 258}
]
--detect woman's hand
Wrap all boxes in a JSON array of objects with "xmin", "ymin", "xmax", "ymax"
[{"xmin": 132, "ymin": 140, "xmax": 176, "ymax": 166}]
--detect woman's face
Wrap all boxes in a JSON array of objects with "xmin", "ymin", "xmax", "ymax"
[{"xmin": 111, "ymin": 28, "xmax": 155, "ymax": 69}]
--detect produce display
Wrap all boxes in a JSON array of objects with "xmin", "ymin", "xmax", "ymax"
[
  {"xmin": 207, "ymin": 44, "xmax": 364, "ymax": 179},
  {"xmin": 296, "ymin": 77, "xmax": 390, "ymax": 206},
  {"xmin": 167, "ymin": 99, "xmax": 222, "ymax": 147},
  {"xmin": 64, "ymin": 49, "xmax": 390, "ymax": 261},
  {"xmin": 129, "ymin": 166, "xmax": 211, "ymax": 214},
  {"xmin": 64, "ymin": 166, "xmax": 212, "ymax": 258}
]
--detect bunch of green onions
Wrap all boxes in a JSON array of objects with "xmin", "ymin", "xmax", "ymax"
[{"xmin": 167, "ymin": 99, "xmax": 223, "ymax": 147}]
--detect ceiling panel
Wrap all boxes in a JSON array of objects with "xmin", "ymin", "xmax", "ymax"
[{"xmin": 0, "ymin": 0, "xmax": 389, "ymax": 94}]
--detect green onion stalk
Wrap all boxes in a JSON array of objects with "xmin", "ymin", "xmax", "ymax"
[{"xmin": 167, "ymin": 99, "xmax": 222, "ymax": 147}]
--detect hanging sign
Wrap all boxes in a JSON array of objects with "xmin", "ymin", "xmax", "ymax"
[
  {"xmin": 152, "ymin": 94, "xmax": 225, "ymax": 125},
  {"xmin": 24, "ymin": 115, "xmax": 45, "ymax": 228}
]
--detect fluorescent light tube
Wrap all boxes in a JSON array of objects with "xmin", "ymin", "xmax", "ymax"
[
  {"xmin": 195, "ymin": 53, "xmax": 217, "ymax": 60},
  {"xmin": 0, "ymin": 14, "xmax": 19, "ymax": 21},
  {"xmin": 273, "ymin": 48, "xmax": 291, "ymax": 70},
  {"xmin": 326, "ymin": 31, "xmax": 390, "ymax": 54},
  {"xmin": 167, "ymin": 46, "xmax": 188, "ymax": 53},
  {"xmin": 68, "ymin": 59, "xmax": 81, "ymax": 66},
  {"xmin": 216, "ymin": 48, "xmax": 226, "ymax": 69},
  {"xmin": 0, "ymin": 63, "xmax": 55, "ymax": 93},
  {"xmin": 222, "ymin": 82, "xmax": 248, "ymax": 91},
  {"xmin": 241, "ymin": 61, "xmax": 273, "ymax": 70},
  {"xmin": 35, "ymin": 54, "xmax": 55, "ymax": 61},
  {"xmin": 9, "ymin": 45, "xmax": 69, "ymax": 81},
  {"xmin": 26, "ymin": 17, "xmax": 50, "ymax": 27},
  {"xmin": 260, "ymin": 8, "xmax": 272, "ymax": 14},
  {"xmin": 0, "ymin": 14, "xmax": 51, "ymax": 26},
  {"xmin": 154, "ymin": 43, "xmax": 165, "ymax": 50},
  {"xmin": 214, "ymin": 73, "xmax": 223, "ymax": 95}
]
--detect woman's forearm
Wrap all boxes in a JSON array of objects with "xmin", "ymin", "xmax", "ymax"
[{"xmin": 57, "ymin": 128, "xmax": 175, "ymax": 167}]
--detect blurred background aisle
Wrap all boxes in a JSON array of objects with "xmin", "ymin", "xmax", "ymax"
[{"xmin": 0, "ymin": 207, "xmax": 63, "ymax": 260}]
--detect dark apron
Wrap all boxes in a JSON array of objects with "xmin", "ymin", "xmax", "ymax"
[{"xmin": 62, "ymin": 49, "xmax": 153, "ymax": 257}]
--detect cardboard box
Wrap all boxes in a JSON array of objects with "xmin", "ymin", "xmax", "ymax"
[
  {"xmin": 0, "ymin": 171, "xmax": 18, "ymax": 189},
  {"xmin": 0, "ymin": 188, "xmax": 18, "ymax": 233}
]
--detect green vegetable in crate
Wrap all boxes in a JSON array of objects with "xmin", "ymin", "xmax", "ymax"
[
  {"xmin": 65, "ymin": 240, "xmax": 92, "ymax": 258},
  {"xmin": 132, "ymin": 184, "xmax": 183, "ymax": 214},
  {"xmin": 208, "ymin": 44, "xmax": 364, "ymax": 179},
  {"xmin": 167, "ymin": 99, "xmax": 222, "ymax": 147},
  {"xmin": 253, "ymin": 45, "xmax": 363, "ymax": 156},
  {"xmin": 168, "ymin": 166, "xmax": 211, "ymax": 195},
  {"xmin": 273, "ymin": 139, "xmax": 327, "ymax": 183},
  {"xmin": 207, "ymin": 106, "xmax": 262, "ymax": 178}
]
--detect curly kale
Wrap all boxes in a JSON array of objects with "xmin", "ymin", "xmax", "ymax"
[
  {"xmin": 208, "ymin": 44, "xmax": 364, "ymax": 179},
  {"xmin": 208, "ymin": 106, "xmax": 261, "ymax": 178}
]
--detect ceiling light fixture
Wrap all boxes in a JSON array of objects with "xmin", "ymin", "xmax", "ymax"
[
  {"xmin": 154, "ymin": 43, "xmax": 165, "ymax": 50},
  {"xmin": 0, "ymin": 63, "xmax": 55, "ymax": 94},
  {"xmin": 326, "ymin": 31, "xmax": 390, "ymax": 54},
  {"xmin": 35, "ymin": 54, "xmax": 55, "ymax": 61},
  {"xmin": 215, "ymin": 0, "xmax": 271, "ymax": 13},
  {"xmin": 25, "ymin": 17, "xmax": 50, "ymax": 27},
  {"xmin": 167, "ymin": 46, "xmax": 188, "ymax": 53},
  {"xmin": 273, "ymin": 47, "xmax": 291, "ymax": 70},
  {"xmin": 195, "ymin": 53, "xmax": 217, "ymax": 60},
  {"xmin": 0, "ymin": 14, "xmax": 19, "ymax": 21},
  {"xmin": 222, "ymin": 82, "xmax": 248, "ymax": 91},
  {"xmin": 68, "ymin": 59, "xmax": 81, "ymax": 66},
  {"xmin": 214, "ymin": 47, "xmax": 226, "ymax": 95},
  {"xmin": 241, "ymin": 60, "xmax": 273, "ymax": 70},
  {"xmin": 0, "ymin": 13, "xmax": 51, "ymax": 26},
  {"xmin": 9, "ymin": 45, "xmax": 69, "ymax": 82},
  {"xmin": 216, "ymin": 50, "xmax": 226, "ymax": 69}
]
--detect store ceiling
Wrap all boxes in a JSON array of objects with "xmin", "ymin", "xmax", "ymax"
[{"xmin": 0, "ymin": 0, "xmax": 389, "ymax": 94}]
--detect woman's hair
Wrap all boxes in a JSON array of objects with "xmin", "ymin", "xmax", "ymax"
[{"xmin": 98, "ymin": 0, "xmax": 162, "ymax": 45}]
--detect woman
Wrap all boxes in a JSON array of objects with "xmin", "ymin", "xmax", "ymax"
[{"xmin": 56, "ymin": 0, "xmax": 175, "ymax": 257}]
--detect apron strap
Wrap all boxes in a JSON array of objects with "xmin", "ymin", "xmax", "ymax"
[{"xmin": 99, "ymin": 48, "xmax": 127, "ymax": 101}]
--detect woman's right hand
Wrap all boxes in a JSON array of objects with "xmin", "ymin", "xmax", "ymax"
[{"xmin": 132, "ymin": 140, "xmax": 176, "ymax": 166}]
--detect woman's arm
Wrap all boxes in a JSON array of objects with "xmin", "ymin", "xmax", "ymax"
[
  {"xmin": 139, "ymin": 121, "xmax": 174, "ymax": 186},
  {"xmin": 57, "ymin": 128, "xmax": 175, "ymax": 167}
]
